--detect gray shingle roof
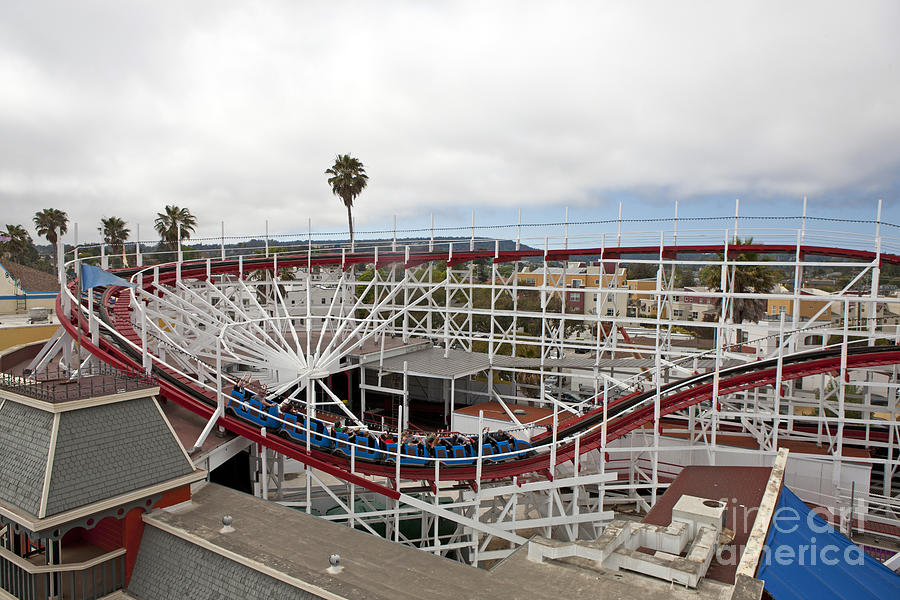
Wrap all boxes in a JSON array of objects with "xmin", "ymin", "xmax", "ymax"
[
  {"xmin": 0, "ymin": 401, "xmax": 53, "ymax": 516},
  {"xmin": 0, "ymin": 260, "xmax": 58, "ymax": 293},
  {"xmin": 44, "ymin": 397, "xmax": 195, "ymax": 516},
  {"xmin": 128, "ymin": 526, "xmax": 320, "ymax": 600}
]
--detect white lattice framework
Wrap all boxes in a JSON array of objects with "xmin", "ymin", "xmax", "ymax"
[{"xmin": 45, "ymin": 200, "xmax": 900, "ymax": 565}]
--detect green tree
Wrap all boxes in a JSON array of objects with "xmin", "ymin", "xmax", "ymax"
[
  {"xmin": 1, "ymin": 225, "xmax": 31, "ymax": 263},
  {"xmin": 700, "ymin": 237, "xmax": 778, "ymax": 325},
  {"xmin": 99, "ymin": 217, "xmax": 130, "ymax": 267},
  {"xmin": 675, "ymin": 267, "xmax": 696, "ymax": 287},
  {"xmin": 626, "ymin": 262, "xmax": 657, "ymax": 280},
  {"xmin": 325, "ymin": 154, "xmax": 368, "ymax": 249},
  {"xmin": 154, "ymin": 205, "xmax": 198, "ymax": 257},
  {"xmin": 33, "ymin": 208, "xmax": 68, "ymax": 266}
]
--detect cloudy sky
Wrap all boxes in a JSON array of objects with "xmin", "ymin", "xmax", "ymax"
[{"xmin": 1, "ymin": 1, "xmax": 898, "ymax": 243}]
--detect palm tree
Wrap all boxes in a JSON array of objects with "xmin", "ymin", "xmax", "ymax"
[
  {"xmin": 325, "ymin": 154, "xmax": 368, "ymax": 249},
  {"xmin": 33, "ymin": 208, "xmax": 68, "ymax": 266},
  {"xmin": 1, "ymin": 225, "xmax": 32, "ymax": 263},
  {"xmin": 248, "ymin": 249, "xmax": 297, "ymax": 304},
  {"xmin": 154, "ymin": 205, "xmax": 197, "ymax": 256},
  {"xmin": 700, "ymin": 237, "xmax": 778, "ymax": 337},
  {"xmin": 99, "ymin": 217, "xmax": 130, "ymax": 267}
]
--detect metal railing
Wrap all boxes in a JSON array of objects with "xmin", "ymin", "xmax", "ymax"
[
  {"xmin": 0, "ymin": 363, "xmax": 157, "ymax": 403},
  {"xmin": 0, "ymin": 546, "xmax": 126, "ymax": 600}
]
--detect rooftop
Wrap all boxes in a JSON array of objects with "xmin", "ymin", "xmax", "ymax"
[
  {"xmin": 0, "ymin": 312, "xmax": 60, "ymax": 329},
  {"xmin": 0, "ymin": 260, "xmax": 58, "ymax": 293},
  {"xmin": 0, "ymin": 364, "xmax": 157, "ymax": 404},
  {"xmin": 132, "ymin": 482, "xmax": 732, "ymax": 600},
  {"xmin": 454, "ymin": 400, "xmax": 579, "ymax": 427},
  {"xmin": 367, "ymin": 345, "xmax": 730, "ymax": 378},
  {"xmin": 0, "ymin": 383, "xmax": 202, "ymax": 531},
  {"xmin": 643, "ymin": 465, "xmax": 772, "ymax": 585}
]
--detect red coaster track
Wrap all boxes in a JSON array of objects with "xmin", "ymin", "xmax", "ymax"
[{"xmin": 55, "ymin": 242, "xmax": 900, "ymax": 498}]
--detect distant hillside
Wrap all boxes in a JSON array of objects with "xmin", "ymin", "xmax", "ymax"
[{"xmin": 185, "ymin": 237, "xmax": 536, "ymax": 256}]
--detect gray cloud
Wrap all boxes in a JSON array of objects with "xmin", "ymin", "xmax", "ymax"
[{"xmin": 0, "ymin": 1, "xmax": 898, "ymax": 241}]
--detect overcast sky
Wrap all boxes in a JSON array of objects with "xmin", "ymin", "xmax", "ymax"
[{"xmin": 1, "ymin": 1, "xmax": 898, "ymax": 243}]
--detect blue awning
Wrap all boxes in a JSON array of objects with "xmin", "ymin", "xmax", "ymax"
[
  {"xmin": 80, "ymin": 264, "xmax": 135, "ymax": 290},
  {"xmin": 757, "ymin": 486, "xmax": 900, "ymax": 600}
]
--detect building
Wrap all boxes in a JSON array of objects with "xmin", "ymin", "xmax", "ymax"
[
  {"xmin": 0, "ymin": 261, "xmax": 58, "ymax": 316},
  {"xmin": 766, "ymin": 287, "xmax": 834, "ymax": 322},
  {"xmin": 767, "ymin": 288, "xmax": 887, "ymax": 324},
  {"xmin": 283, "ymin": 267, "xmax": 352, "ymax": 328},
  {"xmin": 516, "ymin": 262, "xmax": 628, "ymax": 317},
  {"xmin": 0, "ymin": 361, "xmax": 204, "ymax": 598},
  {"xmin": 638, "ymin": 286, "xmax": 719, "ymax": 321}
]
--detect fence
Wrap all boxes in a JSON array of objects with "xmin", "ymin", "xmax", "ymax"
[
  {"xmin": 0, "ymin": 363, "xmax": 157, "ymax": 403},
  {"xmin": 0, "ymin": 546, "xmax": 126, "ymax": 600}
]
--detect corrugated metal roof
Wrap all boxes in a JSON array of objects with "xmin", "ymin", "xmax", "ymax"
[
  {"xmin": 757, "ymin": 486, "xmax": 900, "ymax": 599},
  {"xmin": 369, "ymin": 347, "xmax": 491, "ymax": 379},
  {"xmin": 367, "ymin": 346, "xmax": 728, "ymax": 378}
]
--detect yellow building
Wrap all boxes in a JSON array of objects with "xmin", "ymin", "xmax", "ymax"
[
  {"xmin": 625, "ymin": 278, "xmax": 659, "ymax": 302},
  {"xmin": 516, "ymin": 262, "xmax": 627, "ymax": 290},
  {"xmin": 764, "ymin": 288, "xmax": 880, "ymax": 323},
  {"xmin": 766, "ymin": 296, "xmax": 831, "ymax": 321}
]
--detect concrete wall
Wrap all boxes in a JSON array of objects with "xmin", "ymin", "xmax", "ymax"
[
  {"xmin": 0, "ymin": 340, "xmax": 43, "ymax": 370},
  {"xmin": 0, "ymin": 296, "xmax": 56, "ymax": 315},
  {"xmin": 0, "ymin": 326, "xmax": 57, "ymax": 353}
]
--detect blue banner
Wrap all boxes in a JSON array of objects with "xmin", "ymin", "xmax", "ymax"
[{"xmin": 80, "ymin": 264, "xmax": 135, "ymax": 290}]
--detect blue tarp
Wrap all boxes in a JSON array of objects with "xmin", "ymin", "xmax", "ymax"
[
  {"xmin": 80, "ymin": 264, "xmax": 135, "ymax": 290},
  {"xmin": 757, "ymin": 486, "xmax": 900, "ymax": 600}
]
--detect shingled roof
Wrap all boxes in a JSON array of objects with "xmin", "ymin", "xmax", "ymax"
[
  {"xmin": 0, "ymin": 401, "xmax": 54, "ymax": 516},
  {"xmin": 0, "ymin": 392, "xmax": 200, "ymax": 524},
  {"xmin": 44, "ymin": 397, "xmax": 198, "ymax": 516},
  {"xmin": 128, "ymin": 527, "xmax": 317, "ymax": 600},
  {"xmin": 0, "ymin": 260, "xmax": 58, "ymax": 293}
]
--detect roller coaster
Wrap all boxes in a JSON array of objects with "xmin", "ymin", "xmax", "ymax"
[{"xmin": 39, "ymin": 211, "xmax": 900, "ymax": 561}]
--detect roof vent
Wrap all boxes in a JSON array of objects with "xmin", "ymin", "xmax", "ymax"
[
  {"xmin": 513, "ymin": 409, "xmax": 527, "ymax": 416},
  {"xmin": 327, "ymin": 553, "xmax": 343, "ymax": 574},
  {"xmin": 219, "ymin": 515, "xmax": 234, "ymax": 534}
]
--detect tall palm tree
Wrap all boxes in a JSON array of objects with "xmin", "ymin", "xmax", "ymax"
[
  {"xmin": 99, "ymin": 217, "xmax": 130, "ymax": 267},
  {"xmin": 700, "ymin": 237, "xmax": 778, "ymax": 336},
  {"xmin": 33, "ymin": 208, "xmax": 68, "ymax": 266},
  {"xmin": 154, "ymin": 205, "xmax": 197, "ymax": 255},
  {"xmin": 1, "ymin": 225, "xmax": 32, "ymax": 263},
  {"xmin": 325, "ymin": 154, "xmax": 368, "ymax": 249}
]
